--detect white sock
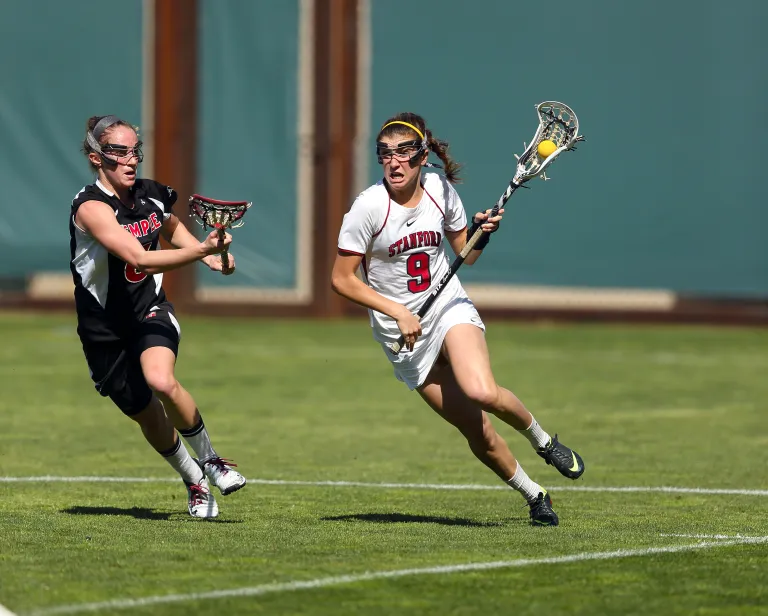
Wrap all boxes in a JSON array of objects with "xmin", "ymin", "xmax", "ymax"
[
  {"xmin": 507, "ymin": 463, "xmax": 544, "ymax": 504},
  {"xmin": 517, "ymin": 416, "xmax": 551, "ymax": 450},
  {"xmin": 178, "ymin": 418, "xmax": 216, "ymax": 463},
  {"xmin": 159, "ymin": 437, "xmax": 204, "ymax": 485}
]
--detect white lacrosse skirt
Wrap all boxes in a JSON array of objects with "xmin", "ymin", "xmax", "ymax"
[{"xmin": 378, "ymin": 296, "xmax": 485, "ymax": 390}]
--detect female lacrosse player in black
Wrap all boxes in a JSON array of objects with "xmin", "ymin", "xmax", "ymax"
[
  {"xmin": 70, "ymin": 115, "xmax": 246, "ymax": 518},
  {"xmin": 332, "ymin": 112, "xmax": 585, "ymax": 526}
]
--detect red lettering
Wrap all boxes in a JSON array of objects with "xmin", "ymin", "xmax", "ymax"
[
  {"xmin": 140, "ymin": 219, "xmax": 150, "ymax": 235},
  {"xmin": 127, "ymin": 222, "xmax": 141, "ymax": 237},
  {"xmin": 389, "ymin": 244, "xmax": 396, "ymax": 258},
  {"xmin": 149, "ymin": 213, "xmax": 161, "ymax": 230},
  {"xmin": 416, "ymin": 231, "xmax": 424, "ymax": 247},
  {"xmin": 125, "ymin": 243, "xmax": 152, "ymax": 283}
]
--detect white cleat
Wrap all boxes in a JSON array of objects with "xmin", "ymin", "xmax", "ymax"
[
  {"xmin": 185, "ymin": 477, "xmax": 219, "ymax": 518},
  {"xmin": 202, "ymin": 457, "xmax": 247, "ymax": 496}
]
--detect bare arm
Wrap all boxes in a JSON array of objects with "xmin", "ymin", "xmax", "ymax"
[
  {"xmin": 331, "ymin": 251, "xmax": 422, "ymax": 350},
  {"xmin": 161, "ymin": 212, "xmax": 197, "ymax": 248},
  {"xmin": 161, "ymin": 213, "xmax": 219, "ymax": 270},
  {"xmin": 331, "ymin": 251, "xmax": 407, "ymax": 319},
  {"xmin": 75, "ymin": 200, "xmax": 229, "ymax": 275}
]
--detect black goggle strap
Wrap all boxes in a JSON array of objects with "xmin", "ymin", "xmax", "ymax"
[{"xmin": 376, "ymin": 138, "xmax": 430, "ymax": 164}]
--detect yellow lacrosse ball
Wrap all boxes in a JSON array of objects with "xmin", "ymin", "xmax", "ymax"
[{"xmin": 537, "ymin": 139, "xmax": 557, "ymax": 158}]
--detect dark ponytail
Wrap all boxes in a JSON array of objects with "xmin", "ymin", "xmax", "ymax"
[
  {"xmin": 425, "ymin": 130, "xmax": 462, "ymax": 184},
  {"xmin": 377, "ymin": 112, "xmax": 462, "ymax": 184}
]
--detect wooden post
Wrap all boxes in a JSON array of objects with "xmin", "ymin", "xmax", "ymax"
[
  {"xmin": 153, "ymin": 0, "xmax": 198, "ymax": 309},
  {"xmin": 311, "ymin": 0, "xmax": 359, "ymax": 317}
]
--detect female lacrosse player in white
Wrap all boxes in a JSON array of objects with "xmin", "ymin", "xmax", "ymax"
[
  {"xmin": 70, "ymin": 115, "xmax": 246, "ymax": 519},
  {"xmin": 332, "ymin": 112, "xmax": 585, "ymax": 526}
]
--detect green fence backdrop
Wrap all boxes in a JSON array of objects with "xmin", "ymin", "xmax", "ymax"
[
  {"xmin": 370, "ymin": 0, "xmax": 768, "ymax": 296},
  {"xmin": 0, "ymin": 0, "xmax": 144, "ymax": 278},
  {"xmin": 196, "ymin": 0, "xmax": 301, "ymax": 291},
  {"xmin": 1, "ymin": 1, "xmax": 766, "ymax": 298}
]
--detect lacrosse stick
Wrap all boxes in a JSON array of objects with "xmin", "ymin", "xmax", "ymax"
[
  {"xmin": 390, "ymin": 101, "xmax": 585, "ymax": 354},
  {"xmin": 189, "ymin": 194, "xmax": 252, "ymax": 270}
]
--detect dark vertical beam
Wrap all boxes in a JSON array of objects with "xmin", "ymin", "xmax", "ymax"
[
  {"xmin": 312, "ymin": 0, "xmax": 359, "ymax": 317},
  {"xmin": 154, "ymin": 0, "xmax": 198, "ymax": 308}
]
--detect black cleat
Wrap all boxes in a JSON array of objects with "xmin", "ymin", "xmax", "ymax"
[
  {"xmin": 529, "ymin": 492, "xmax": 558, "ymax": 527},
  {"xmin": 537, "ymin": 434, "xmax": 585, "ymax": 480}
]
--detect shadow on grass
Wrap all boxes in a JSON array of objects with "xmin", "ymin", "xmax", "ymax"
[
  {"xmin": 61, "ymin": 506, "xmax": 242, "ymax": 523},
  {"xmin": 322, "ymin": 512, "xmax": 503, "ymax": 527}
]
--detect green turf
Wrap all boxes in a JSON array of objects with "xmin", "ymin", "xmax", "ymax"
[{"xmin": 1, "ymin": 312, "xmax": 767, "ymax": 615}]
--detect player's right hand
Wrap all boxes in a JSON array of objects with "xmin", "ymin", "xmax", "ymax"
[
  {"xmin": 202, "ymin": 229, "xmax": 232, "ymax": 255},
  {"xmin": 395, "ymin": 309, "xmax": 422, "ymax": 352}
]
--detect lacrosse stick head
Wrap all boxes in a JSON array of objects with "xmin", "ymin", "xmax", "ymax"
[
  {"xmin": 189, "ymin": 194, "xmax": 251, "ymax": 231},
  {"xmin": 514, "ymin": 101, "xmax": 585, "ymax": 183}
]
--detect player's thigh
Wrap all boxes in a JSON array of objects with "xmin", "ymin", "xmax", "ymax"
[
  {"xmin": 139, "ymin": 346, "xmax": 177, "ymax": 385},
  {"xmin": 442, "ymin": 323, "xmax": 496, "ymax": 396},
  {"xmin": 135, "ymin": 302, "xmax": 181, "ymax": 387},
  {"xmin": 82, "ymin": 341, "xmax": 153, "ymax": 417}
]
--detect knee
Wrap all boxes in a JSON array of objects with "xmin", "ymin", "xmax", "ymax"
[
  {"xmin": 144, "ymin": 372, "xmax": 179, "ymax": 400},
  {"xmin": 462, "ymin": 379, "xmax": 500, "ymax": 410}
]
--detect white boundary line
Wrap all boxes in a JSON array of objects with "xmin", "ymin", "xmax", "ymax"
[
  {"xmin": 1, "ymin": 476, "xmax": 767, "ymax": 497},
  {"xmin": 0, "ymin": 603, "xmax": 18, "ymax": 616},
  {"xmin": 659, "ymin": 533, "xmax": 763, "ymax": 540},
  {"xmin": 24, "ymin": 536, "xmax": 768, "ymax": 616}
]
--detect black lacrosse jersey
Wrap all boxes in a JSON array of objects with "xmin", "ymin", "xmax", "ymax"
[{"xmin": 69, "ymin": 178, "xmax": 178, "ymax": 343}]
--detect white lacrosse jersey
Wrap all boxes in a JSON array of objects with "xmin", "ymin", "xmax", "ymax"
[{"xmin": 338, "ymin": 172, "xmax": 470, "ymax": 344}]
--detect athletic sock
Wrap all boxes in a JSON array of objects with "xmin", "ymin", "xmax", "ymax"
[
  {"xmin": 158, "ymin": 436, "xmax": 204, "ymax": 485},
  {"xmin": 517, "ymin": 416, "xmax": 551, "ymax": 450},
  {"xmin": 507, "ymin": 463, "xmax": 545, "ymax": 504},
  {"xmin": 178, "ymin": 418, "xmax": 216, "ymax": 463}
]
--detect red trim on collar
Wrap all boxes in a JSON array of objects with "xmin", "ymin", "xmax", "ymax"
[
  {"xmin": 424, "ymin": 187, "xmax": 444, "ymax": 219},
  {"xmin": 372, "ymin": 195, "xmax": 391, "ymax": 237}
]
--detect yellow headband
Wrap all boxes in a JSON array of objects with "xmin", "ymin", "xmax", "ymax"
[{"xmin": 381, "ymin": 120, "xmax": 424, "ymax": 140}]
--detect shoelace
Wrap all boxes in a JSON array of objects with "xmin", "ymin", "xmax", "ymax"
[
  {"xmin": 205, "ymin": 457, "xmax": 238, "ymax": 475},
  {"xmin": 542, "ymin": 434, "xmax": 560, "ymax": 453},
  {"xmin": 522, "ymin": 492, "xmax": 551, "ymax": 509},
  {"xmin": 188, "ymin": 483, "xmax": 209, "ymax": 507}
]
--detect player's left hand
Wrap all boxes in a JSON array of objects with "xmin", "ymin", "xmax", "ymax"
[
  {"xmin": 205, "ymin": 253, "xmax": 236, "ymax": 275},
  {"xmin": 473, "ymin": 208, "xmax": 504, "ymax": 233}
]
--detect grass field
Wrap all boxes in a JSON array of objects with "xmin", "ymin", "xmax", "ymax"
[{"xmin": 1, "ymin": 312, "xmax": 767, "ymax": 615}]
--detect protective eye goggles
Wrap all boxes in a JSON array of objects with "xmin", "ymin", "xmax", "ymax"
[
  {"xmin": 376, "ymin": 139, "xmax": 425, "ymax": 164},
  {"xmin": 101, "ymin": 142, "xmax": 144, "ymax": 163},
  {"xmin": 85, "ymin": 115, "xmax": 143, "ymax": 166}
]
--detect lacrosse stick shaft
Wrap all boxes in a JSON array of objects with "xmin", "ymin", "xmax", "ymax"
[
  {"xmin": 216, "ymin": 225, "xmax": 230, "ymax": 269},
  {"xmin": 390, "ymin": 180, "xmax": 521, "ymax": 355}
]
